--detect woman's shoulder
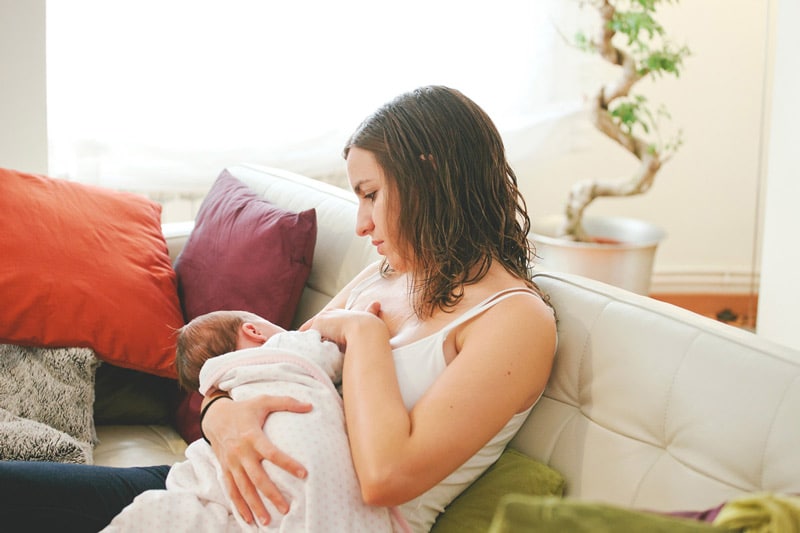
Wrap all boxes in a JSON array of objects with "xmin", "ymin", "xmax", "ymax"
[
  {"xmin": 461, "ymin": 265, "xmax": 555, "ymax": 330},
  {"xmin": 452, "ymin": 267, "xmax": 556, "ymax": 407},
  {"xmin": 468, "ymin": 263, "xmax": 542, "ymax": 301}
]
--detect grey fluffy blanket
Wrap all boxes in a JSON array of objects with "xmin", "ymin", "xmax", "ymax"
[{"xmin": 0, "ymin": 344, "xmax": 100, "ymax": 464}]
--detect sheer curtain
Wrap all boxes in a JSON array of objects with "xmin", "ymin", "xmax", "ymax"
[{"xmin": 46, "ymin": 0, "xmax": 587, "ymax": 218}]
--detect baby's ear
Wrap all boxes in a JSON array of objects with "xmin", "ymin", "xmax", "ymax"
[{"xmin": 237, "ymin": 322, "xmax": 266, "ymax": 349}]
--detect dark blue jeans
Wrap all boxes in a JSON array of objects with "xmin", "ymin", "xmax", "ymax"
[{"xmin": 0, "ymin": 461, "xmax": 169, "ymax": 533}]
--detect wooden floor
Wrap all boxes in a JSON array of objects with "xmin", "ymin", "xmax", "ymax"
[{"xmin": 650, "ymin": 292, "xmax": 759, "ymax": 331}]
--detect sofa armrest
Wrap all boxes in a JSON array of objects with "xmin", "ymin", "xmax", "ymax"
[{"xmin": 162, "ymin": 221, "xmax": 194, "ymax": 262}]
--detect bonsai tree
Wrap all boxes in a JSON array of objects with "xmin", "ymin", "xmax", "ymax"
[{"xmin": 562, "ymin": 0, "xmax": 690, "ymax": 241}]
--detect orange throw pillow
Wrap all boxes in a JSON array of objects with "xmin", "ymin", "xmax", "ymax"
[{"xmin": 0, "ymin": 168, "xmax": 183, "ymax": 378}]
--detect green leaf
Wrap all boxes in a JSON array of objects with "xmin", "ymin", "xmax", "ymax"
[
  {"xmin": 609, "ymin": 11, "xmax": 663, "ymax": 46},
  {"xmin": 574, "ymin": 31, "xmax": 594, "ymax": 53},
  {"xmin": 572, "ymin": 0, "xmax": 688, "ymax": 157}
]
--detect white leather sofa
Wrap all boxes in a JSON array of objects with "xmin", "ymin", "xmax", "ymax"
[{"xmin": 94, "ymin": 164, "xmax": 800, "ymax": 516}]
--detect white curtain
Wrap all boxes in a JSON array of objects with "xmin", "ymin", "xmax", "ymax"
[{"xmin": 46, "ymin": 0, "xmax": 589, "ymax": 197}]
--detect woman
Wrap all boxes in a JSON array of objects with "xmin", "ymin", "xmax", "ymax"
[
  {"xmin": 201, "ymin": 86, "xmax": 556, "ymax": 532},
  {"xmin": 0, "ymin": 86, "xmax": 555, "ymax": 533}
]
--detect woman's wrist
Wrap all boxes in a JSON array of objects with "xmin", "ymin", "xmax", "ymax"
[
  {"xmin": 199, "ymin": 392, "xmax": 232, "ymax": 445},
  {"xmin": 349, "ymin": 315, "xmax": 391, "ymax": 350}
]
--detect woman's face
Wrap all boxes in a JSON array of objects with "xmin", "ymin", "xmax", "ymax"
[{"xmin": 346, "ymin": 147, "xmax": 408, "ymax": 271}]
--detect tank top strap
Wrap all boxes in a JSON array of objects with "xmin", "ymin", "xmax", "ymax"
[{"xmin": 438, "ymin": 287, "xmax": 542, "ymax": 336}]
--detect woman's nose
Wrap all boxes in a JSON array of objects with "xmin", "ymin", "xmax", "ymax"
[{"xmin": 355, "ymin": 208, "xmax": 373, "ymax": 237}]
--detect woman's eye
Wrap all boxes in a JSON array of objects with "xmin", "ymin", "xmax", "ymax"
[{"xmin": 364, "ymin": 192, "xmax": 376, "ymax": 201}]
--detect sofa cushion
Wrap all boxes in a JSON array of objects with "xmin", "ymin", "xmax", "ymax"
[
  {"xmin": 488, "ymin": 495, "xmax": 727, "ymax": 532},
  {"xmin": 431, "ymin": 448, "xmax": 565, "ymax": 533},
  {"xmin": 174, "ymin": 169, "xmax": 317, "ymax": 327},
  {"xmin": 0, "ymin": 168, "xmax": 184, "ymax": 378},
  {"xmin": 172, "ymin": 170, "xmax": 317, "ymax": 442}
]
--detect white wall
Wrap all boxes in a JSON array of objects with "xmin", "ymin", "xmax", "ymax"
[
  {"xmin": 0, "ymin": 1, "xmax": 778, "ymax": 298},
  {"xmin": 757, "ymin": 0, "xmax": 800, "ymax": 350},
  {"xmin": 508, "ymin": 0, "xmax": 772, "ymax": 295},
  {"xmin": 0, "ymin": 0, "xmax": 48, "ymax": 174}
]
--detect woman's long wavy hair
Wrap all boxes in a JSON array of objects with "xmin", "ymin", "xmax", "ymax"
[{"xmin": 344, "ymin": 86, "xmax": 537, "ymax": 318}]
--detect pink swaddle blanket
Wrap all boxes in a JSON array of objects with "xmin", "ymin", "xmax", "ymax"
[{"xmin": 104, "ymin": 330, "xmax": 409, "ymax": 532}]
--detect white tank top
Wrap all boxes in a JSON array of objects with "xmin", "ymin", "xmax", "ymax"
[{"xmin": 346, "ymin": 272, "xmax": 548, "ymax": 532}]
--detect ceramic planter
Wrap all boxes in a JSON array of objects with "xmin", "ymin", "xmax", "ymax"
[{"xmin": 530, "ymin": 215, "xmax": 666, "ymax": 295}]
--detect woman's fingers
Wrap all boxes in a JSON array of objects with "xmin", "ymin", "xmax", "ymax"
[
  {"xmin": 222, "ymin": 465, "xmax": 258, "ymax": 524},
  {"xmin": 234, "ymin": 456, "xmax": 282, "ymax": 525},
  {"xmin": 263, "ymin": 395, "xmax": 314, "ymax": 418},
  {"xmin": 216, "ymin": 432, "xmax": 268, "ymax": 524},
  {"xmin": 204, "ymin": 394, "xmax": 313, "ymax": 524},
  {"xmin": 236, "ymin": 399, "xmax": 310, "ymax": 523},
  {"xmin": 257, "ymin": 396, "xmax": 314, "ymax": 467},
  {"xmin": 242, "ymin": 454, "xmax": 289, "ymax": 522},
  {"xmin": 257, "ymin": 440, "xmax": 308, "ymax": 481}
]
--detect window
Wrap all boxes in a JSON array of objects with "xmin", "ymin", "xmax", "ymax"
[{"xmin": 47, "ymin": 0, "xmax": 586, "ymax": 220}]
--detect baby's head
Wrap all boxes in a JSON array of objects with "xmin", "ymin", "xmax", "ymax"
[{"xmin": 175, "ymin": 310, "xmax": 284, "ymax": 391}]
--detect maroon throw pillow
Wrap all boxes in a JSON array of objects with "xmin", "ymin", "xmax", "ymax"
[
  {"xmin": 175, "ymin": 169, "xmax": 317, "ymax": 327},
  {"xmin": 173, "ymin": 388, "xmax": 204, "ymax": 443},
  {"xmin": 172, "ymin": 169, "xmax": 317, "ymax": 442}
]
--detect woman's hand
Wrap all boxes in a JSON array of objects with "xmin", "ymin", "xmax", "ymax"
[
  {"xmin": 299, "ymin": 301, "xmax": 384, "ymax": 350},
  {"xmin": 201, "ymin": 393, "xmax": 312, "ymax": 525}
]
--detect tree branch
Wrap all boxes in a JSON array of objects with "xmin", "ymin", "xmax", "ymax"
[
  {"xmin": 591, "ymin": 89, "xmax": 651, "ymax": 159},
  {"xmin": 595, "ymin": 0, "xmax": 647, "ymax": 103},
  {"xmin": 555, "ymin": 0, "xmax": 685, "ymax": 241},
  {"xmin": 561, "ymin": 152, "xmax": 662, "ymax": 240},
  {"xmin": 559, "ymin": 0, "xmax": 661, "ymax": 240}
]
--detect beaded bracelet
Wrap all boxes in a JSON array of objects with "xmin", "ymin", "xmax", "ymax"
[{"xmin": 199, "ymin": 393, "xmax": 232, "ymax": 445}]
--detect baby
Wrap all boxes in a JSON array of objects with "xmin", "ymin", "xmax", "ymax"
[{"xmin": 104, "ymin": 310, "xmax": 409, "ymax": 533}]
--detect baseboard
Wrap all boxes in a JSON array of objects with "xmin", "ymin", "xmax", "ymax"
[
  {"xmin": 650, "ymin": 267, "xmax": 760, "ymax": 295},
  {"xmin": 650, "ymin": 267, "xmax": 759, "ymax": 330},
  {"xmin": 650, "ymin": 292, "xmax": 758, "ymax": 330}
]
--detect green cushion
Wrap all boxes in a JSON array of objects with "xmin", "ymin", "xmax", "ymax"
[
  {"xmin": 431, "ymin": 448, "xmax": 565, "ymax": 533},
  {"xmin": 488, "ymin": 495, "xmax": 734, "ymax": 533}
]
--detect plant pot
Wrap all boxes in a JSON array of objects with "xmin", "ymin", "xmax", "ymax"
[{"xmin": 530, "ymin": 215, "xmax": 666, "ymax": 295}]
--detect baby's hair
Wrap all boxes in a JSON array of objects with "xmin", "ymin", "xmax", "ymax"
[{"xmin": 175, "ymin": 310, "xmax": 264, "ymax": 391}]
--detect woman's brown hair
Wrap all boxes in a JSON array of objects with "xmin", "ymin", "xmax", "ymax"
[{"xmin": 344, "ymin": 86, "xmax": 536, "ymax": 318}]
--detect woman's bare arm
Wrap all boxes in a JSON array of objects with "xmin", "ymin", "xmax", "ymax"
[{"xmin": 314, "ymin": 293, "xmax": 556, "ymax": 505}]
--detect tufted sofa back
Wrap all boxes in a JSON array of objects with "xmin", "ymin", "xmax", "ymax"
[{"xmin": 513, "ymin": 271, "xmax": 800, "ymax": 512}]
